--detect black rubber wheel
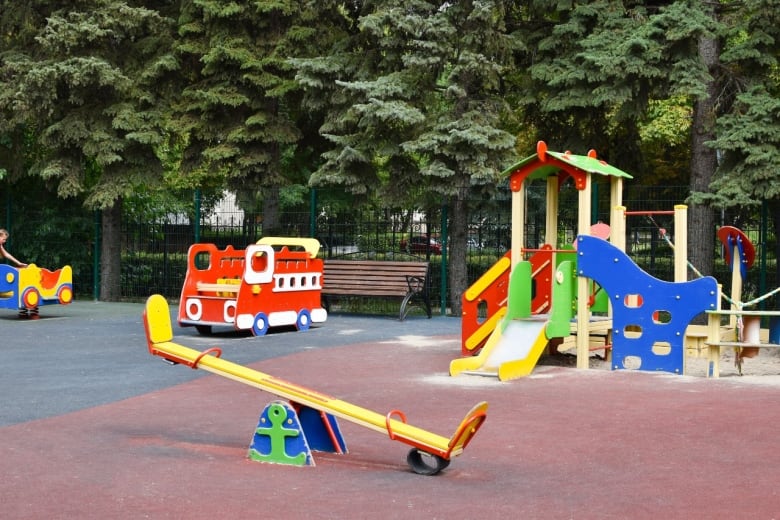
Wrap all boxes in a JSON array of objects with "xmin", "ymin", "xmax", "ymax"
[
  {"xmin": 406, "ymin": 448, "xmax": 450, "ymax": 476},
  {"xmin": 195, "ymin": 325, "xmax": 212, "ymax": 336}
]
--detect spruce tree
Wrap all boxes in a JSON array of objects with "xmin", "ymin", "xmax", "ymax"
[
  {"xmin": 294, "ymin": 0, "xmax": 519, "ymax": 313},
  {"xmin": 697, "ymin": 0, "xmax": 780, "ymax": 299},
  {"xmin": 173, "ymin": 0, "xmax": 315, "ymax": 235},
  {"xmin": 523, "ymin": 1, "xmax": 725, "ymax": 278},
  {"xmin": 0, "ymin": 1, "xmax": 178, "ymax": 300}
]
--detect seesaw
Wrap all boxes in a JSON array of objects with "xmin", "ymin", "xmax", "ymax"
[{"xmin": 143, "ymin": 294, "xmax": 487, "ymax": 475}]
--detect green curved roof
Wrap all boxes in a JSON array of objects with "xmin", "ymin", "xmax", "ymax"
[{"xmin": 502, "ymin": 149, "xmax": 633, "ymax": 180}]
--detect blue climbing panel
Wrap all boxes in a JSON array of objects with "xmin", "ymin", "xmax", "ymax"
[
  {"xmin": 576, "ymin": 235, "xmax": 718, "ymax": 374},
  {"xmin": 296, "ymin": 404, "xmax": 347, "ymax": 454}
]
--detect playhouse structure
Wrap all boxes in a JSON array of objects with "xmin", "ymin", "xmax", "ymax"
[
  {"xmin": 178, "ymin": 237, "xmax": 327, "ymax": 336},
  {"xmin": 0, "ymin": 263, "xmax": 73, "ymax": 317},
  {"xmin": 452, "ymin": 141, "xmax": 722, "ymax": 380}
]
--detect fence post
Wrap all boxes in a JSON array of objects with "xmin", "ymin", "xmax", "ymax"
[
  {"xmin": 93, "ymin": 210, "xmax": 101, "ymax": 301},
  {"xmin": 309, "ymin": 188, "xmax": 317, "ymax": 238},
  {"xmin": 760, "ymin": 199, "xmax": 767, "ymax": 310},
  {"xmin": 440, "ymin": 201, "xmax": 448, "ymax": 316},
  {"xmin": 194, "ymin": 189, "xmax": 201, "ymax": 243},
  {"xmin": 4, "ymin": 189, "xmax": 10, "ymax": 233},
  {"xmin": 439, "ymin": 202, "xmax": 449, "ymax": 316}
]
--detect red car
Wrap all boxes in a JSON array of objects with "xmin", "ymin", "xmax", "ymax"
[{"xmin": 400, "ymin": 236, "xmax": 442, "ymax": 255}]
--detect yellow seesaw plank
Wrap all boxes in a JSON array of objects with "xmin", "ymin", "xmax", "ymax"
[{"xmin": 143, "ymin": 294, "xmax": 487, "ymax": 460}]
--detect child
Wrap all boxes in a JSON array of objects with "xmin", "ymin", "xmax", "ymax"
[
  {"xmin": 0, "ymin": 228, "xmax": 36, "ymax": 318},
  {"xmin": 0, "ymin": 229, "xmax": 27, "ymax": 268}
]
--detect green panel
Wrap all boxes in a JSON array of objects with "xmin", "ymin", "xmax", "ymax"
[
  {"xmin": 547, "ymin": 151, "xmax": 633, "ymax": 179},
  {"xmin": 546, "ymin": 260, "xmax": 575, "ymax": 338},
  {"xmin": 590, "ymin": 283, "xmax": 610, "ymax": 313},
  {"xmin": 503, "ymin": 261, "xmax": 532, "ymax": 324},
  {"xmin": 555, "ymin": 246, "xmax": 577, "ymax": 269}
]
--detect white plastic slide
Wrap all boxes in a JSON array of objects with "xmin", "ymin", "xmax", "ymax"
[{"xmin": 450, "ymin": 315, "xmax": 549, "ymax": 381}]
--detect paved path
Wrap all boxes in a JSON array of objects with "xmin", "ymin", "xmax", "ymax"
[
  {"xmin": 0, "ymin": 301, "xmax": 459, "ymax": 426},
  {"xmin": 2, "ymin": 301, "xmax": 780, "ymax": 519}
]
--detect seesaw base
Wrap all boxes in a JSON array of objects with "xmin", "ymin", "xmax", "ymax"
[{"xmin": 248, "ymin": 401, "xmax": 347, "ymax": 467}]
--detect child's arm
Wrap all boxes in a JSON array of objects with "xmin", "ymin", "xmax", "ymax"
[{"xmin": 0, "ymin": 245, "xmax": 27, "ymax": 268}]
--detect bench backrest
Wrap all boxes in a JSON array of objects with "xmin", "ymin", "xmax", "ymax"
[{"xmin": 323, "ymin": 260, "xmax": 429, "ymax": 297}]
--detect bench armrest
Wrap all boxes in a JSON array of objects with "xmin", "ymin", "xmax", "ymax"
[{"xmin": 406, "ymin": 275, "xmax": 426, "ymax": 294}]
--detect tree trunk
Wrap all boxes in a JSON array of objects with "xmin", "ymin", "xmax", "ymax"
[
  {"xmin": 448, "ymin": 196, "xmax": 469, "ymax": 316},
  {"xmin": 688, "ymin": 34, "xmax": 720, "ymax": 279},
  {"xmin": 262, "ymin": 185, "xmax": 281, "ymax": 237},
  {"xmin": 100, "ymin": 199, "xmax": 122, "ymax": 301}
]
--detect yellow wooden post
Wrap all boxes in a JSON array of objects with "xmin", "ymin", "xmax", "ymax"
[
  {"xmin": 610, "ymin": 179, "xmax": 625, "ymax": 250},
  {"xmin": 511, "ymin": 184, "xmax": 525, "ymax": 271},
  {"xmin": 673, "ymin": 205, "xmax": 688, "ymax": 283},
  {"xmin": 576, "ymin": 173, "xmax": 592, "ymax": 369},
  {"xmin": 612, "ymin": 206, "xmax": 626, "ymax": 252},
  {"xmin": 706, "ymin": 285, "xmax": 723, "ymax": 378}
]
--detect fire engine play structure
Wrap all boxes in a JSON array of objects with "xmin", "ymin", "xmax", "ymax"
[
  {"xmin": 0, "ymin": 263, "xmax": 73, "ymax": 317},
  {"xmin": 144, "ymin": 294, "xmax": 487, "ymax": 475},
  {"xmin": 178, "ymin": 237, "xmax": 327, "ymax": 336},
  {"xmin": 451, "ymin": 141, "xmax": 725, "ymax": 380}
]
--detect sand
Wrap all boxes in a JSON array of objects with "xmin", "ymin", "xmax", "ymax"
[{"xmin": 544, "ymin": 344, "xmax": 780, "ymax": 387}]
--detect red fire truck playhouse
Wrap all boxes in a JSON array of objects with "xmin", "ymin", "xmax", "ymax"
[{"xmin": 178, "ymin": 237, "xmax": 327, "ymax": 336}]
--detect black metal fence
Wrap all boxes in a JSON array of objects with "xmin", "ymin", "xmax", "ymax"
[{"xmin": 2, "ymin": 185, "xmax": 777, "ymax": 314}]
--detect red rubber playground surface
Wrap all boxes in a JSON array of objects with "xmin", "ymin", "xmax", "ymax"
[{"xmin": 3, "ymin": 327, "xmax": 780, "ymax": 518}]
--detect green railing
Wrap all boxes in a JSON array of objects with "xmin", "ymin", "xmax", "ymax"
[{"xmin": 1, "ymin": 186, "xmax": 777, "ymax": 314}]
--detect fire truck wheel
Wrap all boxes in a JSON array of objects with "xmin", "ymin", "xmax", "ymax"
[
  {"xmin": 252, "ymin": 313, "xmax": 269, "ymax": 336},
  {"xmin": 195, "ymin": 325, "xmax": 213, "ymax": 336},
  {"xmin": 296, "ymin": 309, "xmax": 311, "ymax": 331}
]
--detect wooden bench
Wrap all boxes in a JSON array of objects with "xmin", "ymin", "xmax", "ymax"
[{"xmin": 322, "ymin": 259, "xmax": 432, "ymax": 321}]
